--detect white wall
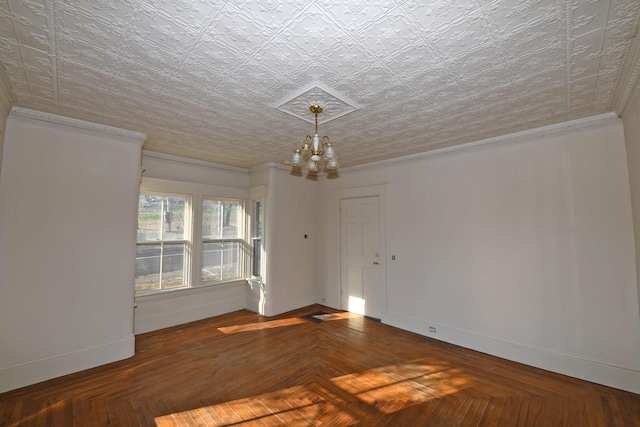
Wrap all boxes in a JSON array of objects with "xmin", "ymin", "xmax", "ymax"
[
  {"xmin": 317, "ymin": 117, "xmax": 640, "ymax": 393},
  {"xmin": 622, "ymin": 81, "xmax": 640, "ymax": 326},
  {"xmin": 0, "ymin": 109, "xmax": 144, "ymax": 393},
  {"xmin": 134, "ymin": 156, "xmax": 250, "ymax": 334},
  {"xmin": 2, "ymin": 107, "xmax": 637, "ymax": 394},
  {"xmin": 260, "ymin": 167, "xmax": 319, "ymax": 316}
]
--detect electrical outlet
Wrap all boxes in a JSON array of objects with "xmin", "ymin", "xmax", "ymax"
[
  {"xmin": 321, "ymin": 297, "xmax": 326, "ymax": 303},
  {"xmin": 428, "ymin": 326, "xmax": 436, "ymax": 333}
]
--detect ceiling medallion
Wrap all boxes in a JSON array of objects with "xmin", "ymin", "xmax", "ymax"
[
  {"xmin": 274, "ymin": 82, "xmax": 360, "ymax": 125},
  {"xmin": 287, "ymin": 104, "xmax": 338, "ymax": 174}
]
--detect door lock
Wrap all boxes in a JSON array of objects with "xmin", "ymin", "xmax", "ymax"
[{"xmin": 373, "ymin": 261, "xmax": 379, "ymax": 265}]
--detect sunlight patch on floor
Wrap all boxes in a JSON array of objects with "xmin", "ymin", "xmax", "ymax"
[
  {"xmin": 331, "ymin": 361, "xmax": 470, "ymax": 412},
  {"xmin": 154, "ymin": 360, "xmax": 471, "ymax": 425},
  {"xmin": 218, "ymin": 312, "xmax": 362, "ymax": 334},
  {"xmin": 217, "ymin": 317, "xmax": 307, "ymax": 334},
  {"xmin": 154, "ymin": 383, "xmax": 361, "ymax": 426}
]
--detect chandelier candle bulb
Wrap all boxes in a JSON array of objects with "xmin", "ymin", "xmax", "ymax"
[{"xmin": 291, "ymin": 149, "xmax": 302, "ymax": 166}]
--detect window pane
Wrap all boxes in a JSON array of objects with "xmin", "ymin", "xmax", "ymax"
[
  {"xmin": 202, "ymin": 200, "xmax": 240, "ymax": 239},
  {"xmin": 138, "ymin": 195, "xmax": 187, "ymax": 241},
  {"xmin": 202, "ymin": 241, "xmax": 241, "ymax": 282},
  {"xmin": 255, "ymin": 201, "xmax": 263, "ymax": 237},
  {"xmin": 252, "ymin": 238, "xmax": 262, "ymax": 277},
  {"xmin": 161, "ymin": 243, "xmax": 186, "ymax": 289},
  {"xmin": 164, "ymin": 197, "xmax": 187, "ymax": 241},
  {"xmin": 136, "ymin": 244, "xmax": 161, "ymax": 292},
  {"xmin": 137, "ymin": 195, "xmax": 162, "ymax": 241},
  {"xmin": 202, "ymin": 200, "xmax": 222, "ymax": 239},
  {"xmin": 222, "ymin": 202, "xmax": 240, "ymax": 238},
  {"xmin": 252, "ymin": 200, "xmax": 263, "ymax": 277}
]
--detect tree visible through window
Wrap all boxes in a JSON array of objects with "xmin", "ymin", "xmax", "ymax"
[
  {"xmin": 135, "ymin": 194, "xmax": 189, "ymax": 293},
  {"xmin": 202, "ymin": 199, "xmax": 243, "ymax": 283}
]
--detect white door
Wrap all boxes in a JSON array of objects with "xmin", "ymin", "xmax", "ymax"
[{"xmin": 340, "ymin": 196, "xmax": 385, "ymax": 319}]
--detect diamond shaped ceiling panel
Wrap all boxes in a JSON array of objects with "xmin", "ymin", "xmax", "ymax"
[{"xmin": 0, "ymin": 0, "xmax": 639, "ymax": 169}]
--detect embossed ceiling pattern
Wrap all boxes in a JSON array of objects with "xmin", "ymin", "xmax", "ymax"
[{"xmin": 1, "ymin": 0, "xmax": 639, "ymax": 169}]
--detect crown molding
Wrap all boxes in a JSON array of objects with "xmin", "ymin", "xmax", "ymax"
[
  {"xmin": 156, "ymin": 112, "xmax": 620, "ymax": 176},
  {"xmin": 340, "ymin": 112, "xmax": 621, "ymax": 173},
  {"xmin": 9, "ymin": 107, "xmax": 146, "ymax": 145},
  {"xmin": 250, "ymin": 162, "xmax": 290, "ymax": 173},
  {"xmin": 142, "ymin": 150, "xmax": 249, "ymax": 173}
]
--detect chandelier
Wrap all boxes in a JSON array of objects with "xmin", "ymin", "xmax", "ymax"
[{"xmin": 289, "ymin": 105, "xmax": 338, "ymax": 172}]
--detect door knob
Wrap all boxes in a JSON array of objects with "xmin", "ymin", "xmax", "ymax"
[{"xmin": 373, "ymin": 261, "xmax": 379, "ymax": 265}]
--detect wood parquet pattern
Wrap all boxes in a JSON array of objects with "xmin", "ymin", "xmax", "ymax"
[{"xmin": 1, "ymin": 305, "xmax": 639, "ymax": 426}]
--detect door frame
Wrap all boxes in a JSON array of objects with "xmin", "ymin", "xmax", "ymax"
[{"xmin": 334, "ymin": 184, "xmax": 387, "ymax": 317}]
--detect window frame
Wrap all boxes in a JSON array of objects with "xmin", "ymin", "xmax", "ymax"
[
  {"xmin": 200, "ymin": 197, "xmax": 246, "ymax": 285},
  {"xmin": 135, "ymin": 192, "xmax": 192, "ymax": 295},
  {"xmin": 249, "ymin": 186, "xmax": 266, "ymax": 282},
  {"xmin": 251, "ymin": 199, "xmax": 264, "ymax": 280},
  {"xmin": 136, "ymin": 178, "xmax": 261, "ymax": 297}
]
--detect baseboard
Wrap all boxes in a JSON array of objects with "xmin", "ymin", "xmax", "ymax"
[
  {"xmin": 134, "ymin": 297, "xmax": 247, "ymax": 334},
  {"xmin": 383, "ymin": 311, "xmax": 640, "ymax": 394},
  {"xmin": 263, "ymin": 294, "xmax": 319, "ymax": 317},
  {"xmin": 246, "ymin": 294, "xmax": 262, "ymax": 314},
  {"xmin": 0, "ymin": 336, "xmax": 135, "ymax": 394}
]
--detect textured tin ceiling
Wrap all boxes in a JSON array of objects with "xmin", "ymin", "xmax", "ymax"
[{"xmin": 1, "ymin": 0, "xmax": 639, "ymax": 169}]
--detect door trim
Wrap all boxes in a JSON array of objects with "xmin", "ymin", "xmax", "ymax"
[
  {"xmin": 334, "ymin": 184, "xmax": 386, "ymax": 200},
  {"xmin": 334, "ymin": 184, "xmax": 387, "ymax": 317}
]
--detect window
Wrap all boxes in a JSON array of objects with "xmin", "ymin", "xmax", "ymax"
[
  {"xmin": 252, "ymin": 200, "xmax": 263, "ymax": 278},
  {"xmin": 136, "ymin": 179, "xmax": 262, "ymax": 296},
  {"xmin": 136, "ymin": 194, "xmax": 190, "ymax": 293},
  {"xmin": 201, "ymin": 199, "xmax": 244, "ymax": 283}
]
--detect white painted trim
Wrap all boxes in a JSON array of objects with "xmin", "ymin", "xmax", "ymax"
[
  {"xmin": 143, "ymin": 150, "xmax": 249, "ymax": 173},
  {"xmin": 383, "ymin": 311, "xmax": 640, "ymax": 394},
  {"xmin": 134, "ymin": 280, "xmax": 247, "ymax": 303},
  {"xmin": 0, "ymin": 336, "xmax": 134, "ymax": 394},
  {"xmin": 246, "ymin": 280, "xmax": 265, "ymax": 314},
  {"xmin": 134, "ymin": 295, "xmax": 247, "ymax": 334},
  {"xmin": 263, "ymin": 294, "xmax": 318, "ymax": 317},
  {"xmin": 249, "ymin": 185, "xmax": 266, "ymax": 199},
  {"xmin": 140, "ymin": 177, "xmax": 249, "ymax": 200},
  {"xmin": 273, "ymin": 114, "xmax": 621, "ymax": 175},
  {"xmin": 334, "ymin": 184, "xmax": 387, "ymax": 315},
  {"xmin": 250, "ymin": 162, "xmax": 289, "ymax": 173},
  {"xmin": 9, "ymin": 107, "xmax": 146, "ymax": 144},
  {"xmin": 339, "ymin": 113, "xmax": 621, "ymax": 172},
  {"xmin": 334, "ymin": 184, "xmax": 386, "ymax": 200}
]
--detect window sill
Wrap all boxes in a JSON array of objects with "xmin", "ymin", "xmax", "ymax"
[{"xmin": 135, "ymin": 279, "xmax": 248, "ymax": 302}]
